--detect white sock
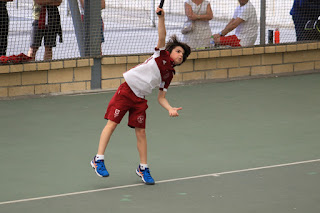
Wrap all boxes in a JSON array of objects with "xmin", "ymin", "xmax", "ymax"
[
  {"xmin": 95, "ymin": 154, "xmax": 104, "ymax": 161},
  {"xmin": 140, "ymin": 164, "xmax": 148, "ymax": 170}
]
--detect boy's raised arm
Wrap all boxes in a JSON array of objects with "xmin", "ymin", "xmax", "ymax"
[{"xmin": 156, "ymin": 7, "xmax": 166, "ymax": 49}]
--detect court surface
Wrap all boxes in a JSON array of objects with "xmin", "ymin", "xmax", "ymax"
[{"xmin": 1, "ymin": 74, "xmax": 320, "ymax": 213}]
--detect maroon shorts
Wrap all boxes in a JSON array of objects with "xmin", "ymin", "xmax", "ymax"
[
  {"xmin": 104, "ymin": 82, "xmax": 148, "ymax": 128},
  {"xmin": 220, "ymin": 35, "xmax": 241, "ymax": 47}
]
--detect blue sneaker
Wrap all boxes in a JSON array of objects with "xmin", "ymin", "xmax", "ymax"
[
  {"xmin": 90, "ymin": 157, "xmax": 109, "ymax": 177},
  {"xmin": 136, "ymin": 166, "xmax": 155, "ymax": 185}
]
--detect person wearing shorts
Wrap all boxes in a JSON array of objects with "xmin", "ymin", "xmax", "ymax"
[
  {"xmin": 28, "ymin": 0, "xmax": 63, "ymax": 61},
  {"xmin": 90, "ymin": 7, "xmax": 191, "ymax": 185},
  {"xmin": 212, "ymin": 0, "xmax": 258, "ymax": 47},
  {"xmin": 0, "ymin": 0, "xmax": 13, "ymax": 56}
]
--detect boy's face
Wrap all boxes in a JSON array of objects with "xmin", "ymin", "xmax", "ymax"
[{"xmin": 170, "ymin": 46, "xmax": 185, "ymax": 65}]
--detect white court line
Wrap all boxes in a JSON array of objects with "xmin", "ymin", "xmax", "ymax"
[{"xmin": 1, "ymin": 158, "xmax": 319, "ymax": 205}]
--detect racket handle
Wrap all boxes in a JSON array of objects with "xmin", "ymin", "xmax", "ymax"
[{"xmin": 157, "ymin": 0, "xmax": 165, "ymax": 15}]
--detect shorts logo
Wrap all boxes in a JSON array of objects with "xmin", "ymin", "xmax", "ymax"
[
  {"xmin": 114, "ymin": 109, "xmax": 120, "ymax": 118},
  {"xmin": 137, "ymin": 115, "xmax": 144, "ymax": 124}
]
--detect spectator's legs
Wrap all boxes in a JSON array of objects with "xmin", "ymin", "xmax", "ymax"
[
  {"xmin": 308, "ymin": 16, "xmax": 320, "ymax": 41},
  {"xmin": 28, "ymin": 47, "xmax": 39, "ymax": 61},
  {"xmin": 44, "ymin": 46, "xmax": 53, "ymax": 60},
  {"xmin": 101, "ymin": 18, "xmax": 104, "ymax": 55},
  {"xmin": 29, "ymin": 20, "xmax": 43, "ymax": 61},
  {"xmin": 0, "ymin": 7, "xmax": 9, "ymax": 56},
  {"xmin": 292, "ymin": 15, "xmax": 314, "ymax": 41},
  {"xmin": 0, "ymin": 26, "xmax": 8, "ymax": 56},
  {"xmin": 43, "ymin": 26, "xmax": 57, "ymax": 61}
]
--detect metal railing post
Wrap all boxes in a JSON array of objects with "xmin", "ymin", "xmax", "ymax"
[
  {"xmin": 260, "ymin": 0, "xmax": 266, "ymax": 45},
  {"xmin": 151, "ymin": 0, "xmax": 155, "ymax": 27},
  {"xmin": 68, "ymin": 0, "xmax": 85, "ymax": 57}
]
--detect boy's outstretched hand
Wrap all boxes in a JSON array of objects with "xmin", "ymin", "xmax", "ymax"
[
  {"xmin": 156, "ymin": 7, "xmax": 164, "ymax": 17},
  {"xmin": 169, "ymin": 107, "xmax": 182, "ymax": 117}
]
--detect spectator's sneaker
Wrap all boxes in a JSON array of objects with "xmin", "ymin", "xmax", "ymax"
[
  {"xmin": 136, "ymin": 166, "xmax": 155, "ymax": 185},
  {"xmin": 90, "ymin": 157, "xmax": 109, "ymax": 177}
]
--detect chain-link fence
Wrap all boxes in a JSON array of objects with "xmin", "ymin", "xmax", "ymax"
[{"xmin": 1, "ymin": 0, "xmax": 320, "ymax": 62}]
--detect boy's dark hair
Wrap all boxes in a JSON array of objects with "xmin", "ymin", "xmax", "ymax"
[{"xmin": 165, "ymin": 35, "xmax": 191, "ymax": 65}]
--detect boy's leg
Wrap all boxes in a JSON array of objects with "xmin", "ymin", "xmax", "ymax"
[
  {"xmin": 135, "ymin": 127, "xmax": 147, "ymax": 164},
  {"xmin": 90, "ymin": 120, "xmax": 118, "ymax": 177},
  {"xmin": 98, "ymin": 120, "xmax": 118, "ymax": 155},
  {"xmin": 135, "ymin": 127, "xmax": 155, "ymax": 185},
  {"xmin": 91, "ymin": 83, "xmax": 130, "ymax": 177},
  {"xmin": 126, "ymin": 96, "xmax": 153, "ymax": 184}
]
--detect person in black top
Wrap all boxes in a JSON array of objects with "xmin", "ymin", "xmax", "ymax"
[
  {"xmin": 0, "ymin": 0, "xmax": 13, "ymax": 56},
  {"xmin": 290, "ymin": 0, "xmax": 320, "ymax": 41}
]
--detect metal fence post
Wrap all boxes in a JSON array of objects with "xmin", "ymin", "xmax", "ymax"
[
  {"xmin": 151, "ymin": 0, "xmax": 156, "ymax": 27},
  {"xmin": 260, "ymin": 0, "xmax": 266, "ymax": 45},
  {"xmin": 68, "ymin": 0, "xmax": 85, "ymax": 57},
  {"xmin": 92, "ymin": 58, "xmax": 101, "ymax": 90},
  {"xmin": 84, "ymin": 0, "xmax": 101, "ymax": 57},
  {"xmin": 83, "ymin": 0, "xmax": 102, "ymax": 89}
]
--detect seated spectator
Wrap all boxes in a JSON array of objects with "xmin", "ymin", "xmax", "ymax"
[{"xmin": 213, "ymin": 0, "xmax": 258, "ymax": 47}]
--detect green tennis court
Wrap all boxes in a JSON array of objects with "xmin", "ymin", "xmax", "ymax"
[{"xmin": 1, "ymin": 74, "xmax": 319, "ymax": 213}]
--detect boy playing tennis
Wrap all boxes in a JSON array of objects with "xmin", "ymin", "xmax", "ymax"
[{"xmin": 90, "ymin": 7, "xmax": 191, "ymax": 185}]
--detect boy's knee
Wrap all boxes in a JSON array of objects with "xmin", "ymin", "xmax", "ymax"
[
  {"xmin": 106, "ymin": 120, "xmax": 118, "ymax": 131},
  {"xmin": 135, "ymin": 128, "xmax": 146, "ymax": 137}
]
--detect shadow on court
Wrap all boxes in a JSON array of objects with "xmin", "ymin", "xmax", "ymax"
[{"xmin": 1, "ymin": 74, "xmax": 320, "ymax": 212}]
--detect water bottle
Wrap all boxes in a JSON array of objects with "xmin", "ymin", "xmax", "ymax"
[
  {"xmin": 210, "ymin": 36, "xmax": 215, "ymax": 48},
  {"xmin": 274, "ymin": 28, "xmax": 280, "ymax": 44},
  {"xmin": 268, "ymin": 30, "xmax": 274, "ymax": 44}
]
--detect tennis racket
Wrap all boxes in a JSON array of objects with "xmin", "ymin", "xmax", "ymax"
[{"xmin": 156, "ymin": 0, "xmax": 165, "ymax": 15}]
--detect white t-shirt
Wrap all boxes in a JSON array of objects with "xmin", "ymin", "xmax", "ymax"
[
  {"xmin": 233, "ymin": 1, "xmax": 258, "ymax": 46},
  {"xmin": 123, "ymin": 48, "xmax": 175, "ymax": 98}
]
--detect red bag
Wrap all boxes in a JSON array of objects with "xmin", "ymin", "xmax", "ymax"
[{"xmin": 0, "ymin": 53, "xmax": 32, "ymax": 64}]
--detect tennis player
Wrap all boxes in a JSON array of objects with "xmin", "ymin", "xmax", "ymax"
[{"xmin": 90, "ymin": 7, "xmax": 191, "ymax": 185}]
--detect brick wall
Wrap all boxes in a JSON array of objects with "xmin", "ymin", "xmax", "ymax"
[
  {"xmin": 0, "ymin": 59, "xmax": 92, "ymax": 97},
  {"xmin": 1, "ymin": 42, "xmax": 320, "ymax": 98}
]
